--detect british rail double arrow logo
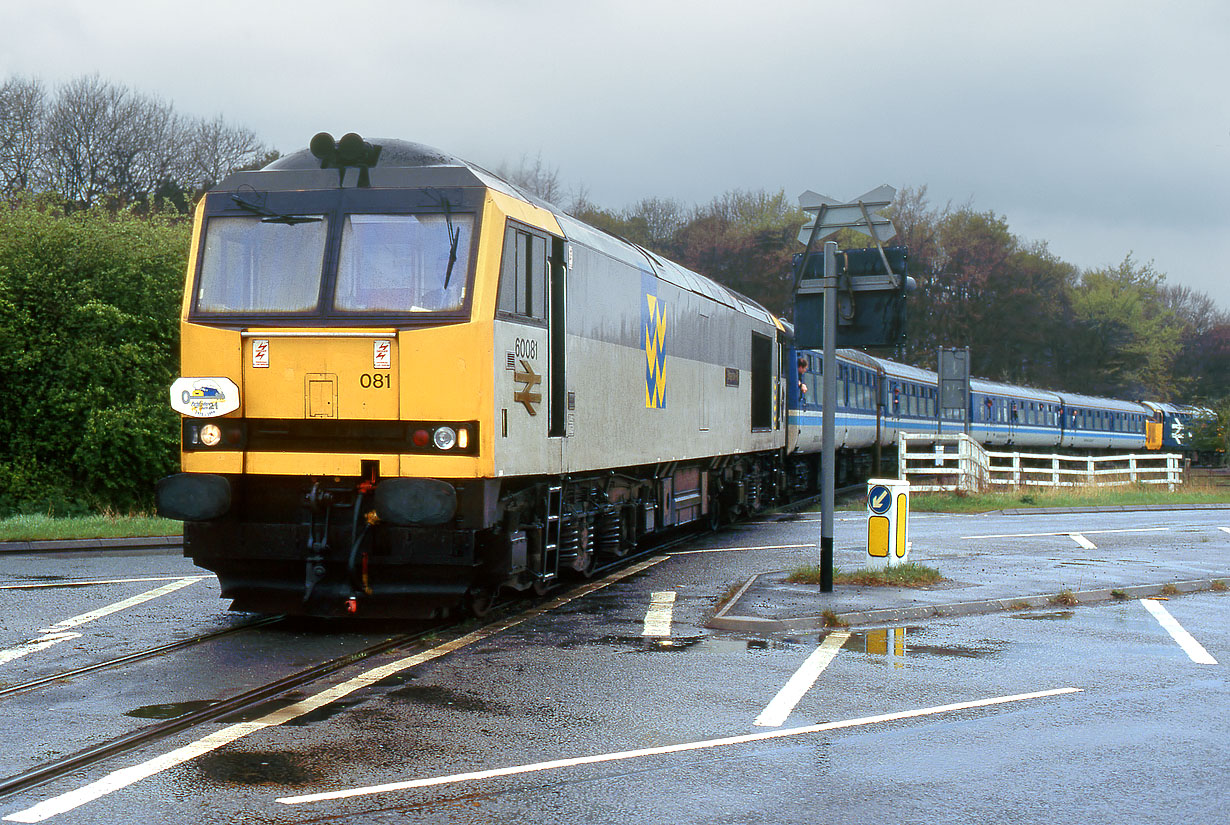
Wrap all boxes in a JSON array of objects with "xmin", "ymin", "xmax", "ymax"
[{"xmin": 514, "ymin": 360, "xmax": 542, "ymax": 415}]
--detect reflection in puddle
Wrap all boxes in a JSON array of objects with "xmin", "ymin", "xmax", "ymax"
[
  {"xmin": 196, "ymin": 750, "xmax": 322, "ymax": 786},
  {"xmin": 126, "ymin": 700, "xmax": 218, "ymax": 719},
  {"xmin": 586, "ymin": 635, "xmax": 791, "ymax": 654},
  {"xmin": 842, "ymin": 628, "xmax": 1007, "ymax": 665}
]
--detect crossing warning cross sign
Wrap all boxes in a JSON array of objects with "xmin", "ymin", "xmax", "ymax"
[{"xmin": 797, "ymin": 185, "xmax": 897, "ymax": 244}]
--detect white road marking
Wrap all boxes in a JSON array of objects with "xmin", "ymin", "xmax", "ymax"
[
  {"xmin": 0, "ymin": 578, "xmax": 205, "ymax": 668},
  {"xmin": 0, "ymin": 576, "xmax": 208, "ymax": 591},
  {"xmin": 1140, "ymin": 599, "xmax": 1218, "ymax": 665},
  {"xmin": 40, "ymin": 578, "xmax": 205, "ymax": 634},
  {"xmin": 754, "ymin": 631, "xmax": 850, "ymax": 727},
  {"xmin": 641, "ymin": 592, "xmax": 677, "ymax": 637},
  {"xmin": 2, "ymin": 556, "xmax": 669, "ymax": 823},
  {"xmin": 1220, "ymin": 527, "xmax": 1230, "ymax": 536},
  {"xmin": 277, "ymin": 687, "xmax": 1084, "ymax": 806},
  {"xmin": 1068, "ymin": 533, "xmax": 1097, "ymax": 550},
  {"xmin": 962, "ymin": 528, "xmax": 1163, "ymax": 540},
  {"xmin": 0, "ymin": 632, "xmax": 83, "ymax": 666}
]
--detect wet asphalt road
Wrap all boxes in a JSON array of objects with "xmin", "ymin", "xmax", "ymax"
[{"xmin": 0, "ymin": 512, "xmax": 1226, "ymax": 824}]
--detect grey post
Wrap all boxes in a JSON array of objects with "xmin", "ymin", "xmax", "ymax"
[{"xmin": 820, "ymin": 240, "xmax": 837, "ymax": 591}]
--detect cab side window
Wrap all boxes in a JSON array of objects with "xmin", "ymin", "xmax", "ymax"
[{"xmin": 497, "ymin": 225, "xmax": 548, "ymax": 323}]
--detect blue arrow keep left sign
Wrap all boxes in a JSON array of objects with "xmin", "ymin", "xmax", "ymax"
[{"xmin": 868, "ymin": 485, "xmax": 892, "ymax": 515}]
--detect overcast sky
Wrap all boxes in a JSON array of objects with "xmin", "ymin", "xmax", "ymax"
[{"xmin": 3, "ymin": 0, "xmax": 1227, "ymax": 307}]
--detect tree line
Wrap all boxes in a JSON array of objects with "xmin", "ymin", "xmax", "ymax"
[{"xmin": 1, "ymin": 74, "xmax": 273, "ymax": 210}]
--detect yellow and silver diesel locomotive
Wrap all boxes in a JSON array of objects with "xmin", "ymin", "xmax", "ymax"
[{"xmin": 156, "ymin": 134, "xmax": 788, "ymax": 617}]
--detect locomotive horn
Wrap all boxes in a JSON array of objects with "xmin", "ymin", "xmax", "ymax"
[
  {"xmin": 309, "ymin": 132, "xmax": 336, "ymax": 163},
  {"xmin": 337, "ymin": 132, "xmax": 373, "ymax": 165}
]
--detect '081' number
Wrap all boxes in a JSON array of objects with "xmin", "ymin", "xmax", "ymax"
[{"xmin": 359, "ymin": 373, "xmax": 391, "ymax": 389}]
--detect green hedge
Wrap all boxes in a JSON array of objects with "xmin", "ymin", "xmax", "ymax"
[{"xmin": 0, "ymin": 200, "xmax": 190, "ymax": 515}]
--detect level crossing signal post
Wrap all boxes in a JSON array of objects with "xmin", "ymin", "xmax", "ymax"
[{"xmin": 792, "ymin": 187, "xmax": 915, "ymax": 592}]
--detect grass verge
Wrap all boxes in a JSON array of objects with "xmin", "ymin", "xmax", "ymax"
[
  {"xmin": 788, "ymin": 562, "xmax": 943, "ymax": 588},
  {"xmin": 0, "ymin": 513, "xmax": 182, "ymax": 543},
  {"xmin": 909, "ymin": 479, "xmax": 1230, "ymax": 514}
]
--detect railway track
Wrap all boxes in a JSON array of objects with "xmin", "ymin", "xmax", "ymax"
[
  {"xmin": 0, "ymin": 616, "xmax": 283, "ymax": 701},
  {"xmin": 0, "ymin": 625, "xmax": 433, "ymax": 800}
]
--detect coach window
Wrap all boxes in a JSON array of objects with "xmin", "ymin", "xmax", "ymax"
[{"xmin": 497, "ymin": 224, "xmax": 548, "ymax": 323}]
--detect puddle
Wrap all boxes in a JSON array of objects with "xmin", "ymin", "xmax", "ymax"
[
  {"xmin": 842, "ymin": 627, "xmax": 1007, "ymax": 662},
  {"xmin": 196, "ymin": 751, "xmax": 323, "ymax": 786},
  {"xmin": 387, "ymin": 684, "xmax": 510, "ymax": 714},
  {"xmin": 1012, "ymin": 611, "xmax": 1074, "ymax": 621},
  {"xmin": 126, "ymin": 700, "xmax": 218, "ymax": 719},
  {"xmin": 218, "ymin": 691, "xmax": 306, "ymax": 723},
  {"xmin": 584, "ymin": 635, "xmax": 789, "ymax": 654},
  {"xmin": 283, "ymin": 696, "xmax": 365, "ymax": 726}
]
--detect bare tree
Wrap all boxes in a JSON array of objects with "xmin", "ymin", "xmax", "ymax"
[
  {"xmin": 189, "ymin": 114, "xmax": 267, "ymax": 190},
  {"xmin": 624, "ymin": 196, "xmax": 689, "ymax": 247},
  {"xmin": 497, "ymin": 152, "xmax": 566, "ymax": 204},
  {"xmin": 42, "ymin": 74, "xmax": 132, "ymax": 207},
  {"xmin": 0, "ymin": 76, "xmax": 46, "ymax": 194},
  {"xmin": 106, "ymin": 91, "xmax": 195, "ymax": 202}
]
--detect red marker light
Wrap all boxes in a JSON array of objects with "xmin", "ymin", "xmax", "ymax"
[{"xmin": 412, "ymin": 429, "xmax": 430, "ymax": 447}]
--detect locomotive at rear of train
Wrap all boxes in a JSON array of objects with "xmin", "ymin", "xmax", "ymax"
[{"xmin": 155, "ymin": 134, "xmax": 789, "ymax": 618}]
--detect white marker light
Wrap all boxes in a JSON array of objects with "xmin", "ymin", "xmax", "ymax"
[
  {"xmin": 433, "ymin": 426, "xmax": 457, "ymax": 450},
  {"xmin": 457, "ymin": 427, "xmax": 469, "ymax": 450},
  {"xmin": 199, "ymin": 424, "xmax": 222, "ymax": 447}
]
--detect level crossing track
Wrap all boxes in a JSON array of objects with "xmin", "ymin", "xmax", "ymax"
[
  {"xmin": 0, "ymin": 625, "xmax": 432, "ymax": 801},
  {"xmin": 0, "ymin": 523, "xmax": 717, "ymax": 804},
  {"xmin": 0, "ymin": 616, "xmax": 283, "ymax": 701}
]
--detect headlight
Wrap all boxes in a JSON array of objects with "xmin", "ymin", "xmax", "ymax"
[
  {"xmin": 199, "ymin": 424, "xmax": 222, "ymax": 447},
  {"xmin": 432, "ymin": 426, "xmax": 457, "ymax": 450}
]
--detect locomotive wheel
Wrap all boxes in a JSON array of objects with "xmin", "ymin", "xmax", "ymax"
[{"xmin": 466, "ymin": 587, "xmax": 494, "ymax": 618}]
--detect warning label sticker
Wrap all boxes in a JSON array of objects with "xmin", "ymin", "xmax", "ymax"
[{"xmin": 374, "ymin": 339, "xmax": 391, "ymax": 369}]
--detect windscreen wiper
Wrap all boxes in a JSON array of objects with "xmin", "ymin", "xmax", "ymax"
[
  {"xmin": 442, "ymin": 203, "xmax": 460, "ymax": 289},
  {"xmin": 425, "ymin": 188, "xmax": 461, "ymax": 289},
  {"xmin": 231, "ymin": 192, "xmax": 322, "ymax": 225}
]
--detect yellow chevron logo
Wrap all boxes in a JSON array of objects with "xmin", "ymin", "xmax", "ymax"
[{"xmin": 644, "ymin": 293, "xmax": 667, "ymax": 408}]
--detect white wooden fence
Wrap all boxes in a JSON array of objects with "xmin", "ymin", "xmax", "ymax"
[{"xmin": 897, "ymin": 432, "xmax": 1183, "ymax": 493}]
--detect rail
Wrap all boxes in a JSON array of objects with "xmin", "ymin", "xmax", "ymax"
[{"xmin": 896, "ymin": 432, "xmax": 1183, "ymax": 492}]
